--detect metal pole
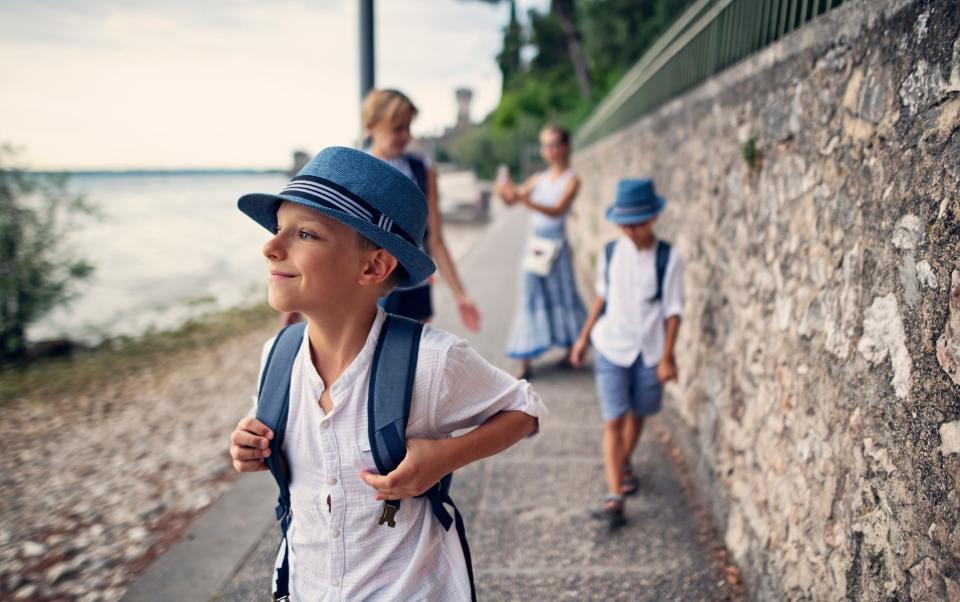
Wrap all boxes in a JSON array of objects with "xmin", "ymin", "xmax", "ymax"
[
  {"xmin": 359, "ymin": 0, "xmax": 375, "ymax": 102},
  {"xmin": 358, "ymin": 0, "xmax": 375, "ymax": 144}
]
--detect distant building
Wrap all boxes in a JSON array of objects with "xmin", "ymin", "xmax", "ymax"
[
  {"xmin": 287, "ymin": 150, "xmax": 310, "ymax": 175},
  {"xmin": 412, "ymin": 88, "xmax": 475, "ymax": 165}
]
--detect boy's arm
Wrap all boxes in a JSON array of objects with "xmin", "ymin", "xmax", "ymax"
[
  {"xmin": 657, "ymin": 315, "xmax": 681, "ymax": 384},
  {"xmin": 657, "ymin": 254, "xmax": 684, "ymax": 383},
  {"xmin": 570, "ymin": 295, "xmax": 606, "ymax": 368},
  {"xmin": 360, "ymin": 411, "xmax": 536, "ymax": 501},
  {"xmin": 570, "ymin": 248, "xmax": 609, "ymax": 368},
  {"xmin": 361, "ymin": 337, "xmax": 546, "ymax": 500}
]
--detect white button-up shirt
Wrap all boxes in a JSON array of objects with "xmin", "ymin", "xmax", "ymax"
[
  {"xmin": 590, "ymin": 237, "xmax": 684, "ymax": 368},
  {"xmin": 255, "ymin": 308, "xmax": 546, "ymax": 601}
]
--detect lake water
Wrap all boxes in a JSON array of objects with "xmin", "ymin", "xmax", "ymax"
[
  {"xmin": 27, "ymin": 170, "xmax": 487, "ymax": 345},
  {"xmin": 28, "ymin": 172, "xmax": 290, "ymax": 344}
]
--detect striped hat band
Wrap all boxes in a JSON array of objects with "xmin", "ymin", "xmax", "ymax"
[{"xmin": 280, "ymin": 175, "xmax": 415, "ymax": 246}]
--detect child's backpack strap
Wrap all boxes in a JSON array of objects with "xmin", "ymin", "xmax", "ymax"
[
  {"xmin": 404, "ymin": 153, "xmax": 429, "ymax": 194},
  {"xmin": 603, "ymin": 239, "xmax": 617, "ymax": 293},
  {"xmin": 368, "ymin": 314, "xmax": 477, "ymax": 602},
  {"xmin": 653, "ymin": 240, "xmax": 672, "ymax": 302},
  {"xmin": 603, "ymin": 238, "xmax": 671, "ymax": 304},
  {"xmin": 600, "ymin": 239, "xmax": 617, "ymax": 315},
  {"xmin": 255, "ymin": 320, "xmax": 306, "ymax": 602}
]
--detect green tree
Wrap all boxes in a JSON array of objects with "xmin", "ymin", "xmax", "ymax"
[
  {"xmin": 496, "ymin": 0, "xmax": 524, "ymax": 90},
  {"xmin": 455, "ymin": 0, "xmax": 695, "ymax": 176},
  {"xmin": 0, "ymin": 146, "xmax": 96, "ymax": 361}
]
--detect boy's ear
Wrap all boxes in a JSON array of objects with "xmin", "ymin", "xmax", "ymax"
[{"xmin": 359, "ymin": 248, "xmax": 399, "ymax": 288}]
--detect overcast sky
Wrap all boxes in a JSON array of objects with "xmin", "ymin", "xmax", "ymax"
[{"xmin": 0, "ymin": 0, "xmax": 548, "ymax": 170}]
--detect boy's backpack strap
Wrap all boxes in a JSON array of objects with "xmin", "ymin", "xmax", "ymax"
[
  {"xmin": 255, "ymin": 320, "xmax": 306, "ymax": 602},
  {"xmin": 368, "ymin": 314, "xmax": 477, "ymax": 601},
  {"xmin": 600, "ymin": 239, "xmax": 617, "ymax": 315},
  {"xmin": 603, "ymin": 239, "xmax": 617, "ymax": 293},
  {"xmin": 404, "ymin": 153, "xmax": 429, "ymax": 194},
  {"xmin": 368, "ymin": 314, "xmax": 423, "ymax": 475},
  {"xmin": 653, "ymin": 240, "xmax": 672, "ymax": 302}
]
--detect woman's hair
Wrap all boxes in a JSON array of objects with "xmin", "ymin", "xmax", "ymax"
[
  {"xmin": 362, "ymin": 89, "xmax": 418, "ymax": 131},
  {"xmin": 541, "ymin": 123, "xmax": 571, "ymax": 146}
]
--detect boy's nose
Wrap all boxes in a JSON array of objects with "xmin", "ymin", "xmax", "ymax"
[{"xmin": 262, "ymin": 234, "xmax": 286, "ymax": 260}]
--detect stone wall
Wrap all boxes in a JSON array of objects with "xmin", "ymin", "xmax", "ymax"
[{"xmin": 570, "ymin": 0, "xmax": 960, "ymax": 599}]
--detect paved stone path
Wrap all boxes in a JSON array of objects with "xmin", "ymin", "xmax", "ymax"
[{"xmin": 201, "ymin": 208, "xmax": 741, "ymax": 601}]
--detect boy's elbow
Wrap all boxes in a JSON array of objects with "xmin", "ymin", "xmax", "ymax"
[
  {"xmin": 526, "ymin": 415, "xmax": 539, "ymax": 436},
  {"xmin": 516, "ymin": 412, "xmax": 539, "ymax": 437}
]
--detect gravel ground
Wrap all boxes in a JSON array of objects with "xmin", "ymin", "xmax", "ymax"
[{"xmin": 0, "ymin": 321, "xmax": 277, "ymax": 601}]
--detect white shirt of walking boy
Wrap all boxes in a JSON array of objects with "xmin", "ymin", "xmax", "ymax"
[{"xmin": 590, "ymin": 237, "xmax": 684, "ymax": 367}]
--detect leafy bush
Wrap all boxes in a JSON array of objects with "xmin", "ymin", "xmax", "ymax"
[{"xmin": 0, "ymin": 146, "xmax": 96, "ymax": 361}]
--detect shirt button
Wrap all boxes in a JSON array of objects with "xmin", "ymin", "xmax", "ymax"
[
  {"xmin": 321, "ymin": 420, "xmax": 331, "ymax": 429},
  {"xmin": 331, "ymin": 529, "xmax": 340, "ymax": 538},
  {"xmin": 328, "ymin": 477, "xmax": 338, "ymax": 486},
  {"xmin": 331, "ymin": 579, "xmax": 340, "ymax": 587}
]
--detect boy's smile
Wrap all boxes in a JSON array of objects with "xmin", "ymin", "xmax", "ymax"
[{"xmin": 262, "ymin": 202, "xmax": 365, "ymax": 315}]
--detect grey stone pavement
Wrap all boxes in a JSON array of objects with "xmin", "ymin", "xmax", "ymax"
[{"xmin": 124, "ymin": 208, "xmax": 741, "ymax": 601}]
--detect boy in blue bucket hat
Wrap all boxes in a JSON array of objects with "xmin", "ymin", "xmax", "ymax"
[
  {"xmin": 229, "ymin": 146, "xmax": 546, "ymax": 600},
  {"xmin": 570, "ymin": 178, "xmax": 683, "ymax": 530}
]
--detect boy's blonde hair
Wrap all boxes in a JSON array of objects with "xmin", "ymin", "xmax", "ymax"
[{"xmin": 362, "ymin": 89, "xmax": 418, "ymax": 131}]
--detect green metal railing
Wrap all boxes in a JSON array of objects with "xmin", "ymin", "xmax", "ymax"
[{"xmin": 574, "ymin": 0, "xmax": 846, "ymax": 149}]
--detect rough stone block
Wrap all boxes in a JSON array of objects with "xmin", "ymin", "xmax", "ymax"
[{"xmin": 937, "ymin": 270, "xmax": 960, "ymax": 385}]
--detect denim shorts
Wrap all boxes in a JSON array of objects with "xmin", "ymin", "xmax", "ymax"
[{"xmin": 594, "ymin": 352, "xmax": 663, "ymax": 421}]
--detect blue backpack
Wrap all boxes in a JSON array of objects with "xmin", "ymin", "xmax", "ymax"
[
  {"xmin": 255, "ymin": 315, "xmax": 475, "ymax": 601},
  {"xmin": 602, "ymin": 239, "xmax": 671, "ymax": 311}
]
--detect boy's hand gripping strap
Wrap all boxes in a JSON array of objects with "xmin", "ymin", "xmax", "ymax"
[{"xmin": 256, "ymin": 321, "xmax": 306, "ymax": 602}]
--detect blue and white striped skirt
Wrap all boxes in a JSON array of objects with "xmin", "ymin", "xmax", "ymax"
[{"xmin": 506, "ymin": 234, "xmax": 586, "ymax": 359}]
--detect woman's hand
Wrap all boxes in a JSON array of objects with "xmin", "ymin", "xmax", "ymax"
[{"xmin": 495, "ymin": 181, "xmax": 518, "ymax": 205}]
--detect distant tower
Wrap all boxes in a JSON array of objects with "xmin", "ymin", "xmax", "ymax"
[
  {"xmin": 455, "ymin": 88, "xmax": 473, "ymax": 131},
  {"xmin": 288, "ymin": 150, "xmax": 310, "ymax": 176}
]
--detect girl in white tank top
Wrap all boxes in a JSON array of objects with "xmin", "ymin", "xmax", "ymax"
[{"xmin": 494, "ymin": 125, "xmax": 587, "ymax": 379}]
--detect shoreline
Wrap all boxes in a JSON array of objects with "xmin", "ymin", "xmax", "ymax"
[{"xmin": 1, "ymin": 302, "xmax": 277, "ymax": 406}]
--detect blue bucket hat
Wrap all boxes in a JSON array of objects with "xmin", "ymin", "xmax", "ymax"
[
  {"xmin": 237, "ymin": 146, "xmax": 435, "ymax": 288},
  {"xmin": 606, "ymin": 178, "xmax": 666, "ymax": 225}
]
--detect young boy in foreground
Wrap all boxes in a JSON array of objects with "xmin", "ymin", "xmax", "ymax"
[{"xmin": 229, "ymin": 147, "xmax": 545, "ymax": 599}]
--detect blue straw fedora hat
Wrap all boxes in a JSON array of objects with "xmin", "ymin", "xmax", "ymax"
[
  {"xmin": 606, "ymin": 178, "xmax": 666, "ymax": 225},
  {"xmin": 237, "ymin": 146, "xmax": 435, "ymax": 288}
]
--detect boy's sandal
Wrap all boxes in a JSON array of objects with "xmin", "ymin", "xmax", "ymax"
[{"xmin": 589, "ymin": 495, "xmax": 627, "ymax": 530}]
